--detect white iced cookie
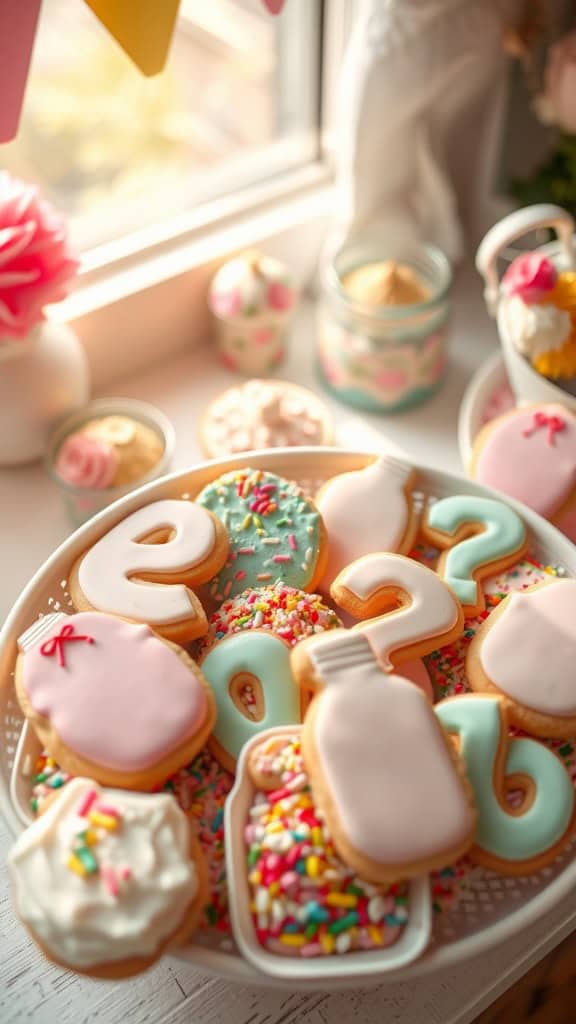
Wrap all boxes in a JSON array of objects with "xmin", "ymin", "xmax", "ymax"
[
  {"xmin": 504, "ymin": 294, "xmax": 571, "ymax": 359},
  {"xmin": 8, "ymin": 778, "xmax": 206, "ymax": 978}
]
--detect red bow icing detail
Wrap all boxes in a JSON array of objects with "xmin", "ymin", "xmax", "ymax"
[
  {"xmin": 522, "ymin": 411, "xmax": 566, "ymax": 446},
  {"xmin": 40, "ymin": 623, "xmax": 95, "ymax": 667}
]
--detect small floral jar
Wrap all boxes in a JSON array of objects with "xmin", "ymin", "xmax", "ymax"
[
  {"xmin": 208, "ymin": 250, "xmax": 297, "ymax": 374},
  {"xmin": 317, "ymin": 242, "xmax": 452, "ymax": 412},
  {"xmin": 46, "ymin": 398, "xmax": 175, "ymax": 526}
]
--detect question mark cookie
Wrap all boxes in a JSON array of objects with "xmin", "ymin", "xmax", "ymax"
[
  {"xmin": 422, "ymin": 495, "xmax": 528, "ymax": 617},
  {"xmin": 315, "ymin": 456, "xmax": 419, "ymax": 591},
  {"xmin": 436, "ymin": 694, "xmax": 575, "ymax": 875},
  {"xmin": 467, "ymin": 578, "xmax": 576, "ymax": 738},
  {"xmin": 328, "ymin": 552, "xmax": 464, "ymax": 673},
  {"xmin": 15, "ymin": 612, "xmax": 216, "ymax": 790},
  {"xmin": 69, "ymin": 499, "xmax": 229, "ymax": 643},
  {"xmin": 298, "ymin": 632, "xmax": 475, "ymax": 883},
  {"xmin": 200, "ymin": 631, "xmax": 302, "ymax": 771}
]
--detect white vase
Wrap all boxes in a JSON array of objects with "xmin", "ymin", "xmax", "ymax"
[{"xmin": 0, "ymin": 321, "xmax": 90, "ymax": 466}]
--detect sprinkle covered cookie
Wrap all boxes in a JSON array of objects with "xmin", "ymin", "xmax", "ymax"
[{"xmin": 196, "ymin": 469, "xmax": 327, "ymax": 602}]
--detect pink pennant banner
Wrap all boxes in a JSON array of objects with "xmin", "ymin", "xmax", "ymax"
[
  {"xmin": 0, "ymin": 0, "xmax": 42, "ymax": 144},
  {"xmin": 261, "ymin": 0, "xmax": 287, "ymax": 13}
]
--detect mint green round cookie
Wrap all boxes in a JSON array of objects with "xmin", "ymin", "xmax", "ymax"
[{"xmin": 196, "ymin": 468, "xmax": 323, "ymax": 602}]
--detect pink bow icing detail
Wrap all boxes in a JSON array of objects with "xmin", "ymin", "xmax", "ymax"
[
  {"xmin": 40, "ymin": 623, "xmax": 95, "ymax": 668},
  {"xmin": 522, "ymin": 411, "xmax": 566, "ymax": 446}
]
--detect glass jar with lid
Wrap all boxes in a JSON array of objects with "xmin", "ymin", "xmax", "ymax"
[{"xmin": 317, "ymin": 240, "xmax": 453, "ymax": 413}]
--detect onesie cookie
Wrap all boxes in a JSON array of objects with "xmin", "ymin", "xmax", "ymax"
[
  {"xmin": 436, "ymin": 694, "xmax": 576, "ymax": 875},
  {"xmin": 69, "ymin": 499, "xmax": 229, "ymax": 643},
  {"xmin": 200, "ymin": 630, "xmax": 301, "ymax": 771},
  {"xmin": 8, "ymin": 778, "xmax": 208, "ymax": 978},
  {"xmin": 15, "ymin": 612, "xmax": 216, "ymax": 789},
  {"xmin": 196, "ymin": 469, "xmax": 327, "ymax": 602},
  {"xmin": 422, "ymin": 494, "xmax": 528, "ymax": 617},
  {"xmin": 315, "ymin": 456, "xmax": 419, "ymax": 591},
  {"xmin": 469, "ymin": 404, "xmax": 576, "ymax": 542},
  {"xmin": 466, "ymin": 579, "xmax": 576, "ymax": 738}
]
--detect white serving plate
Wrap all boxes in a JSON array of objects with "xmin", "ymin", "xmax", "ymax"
[{"xmin": 1, "ymin": 447, "xmax": 576, "ymax": 990}]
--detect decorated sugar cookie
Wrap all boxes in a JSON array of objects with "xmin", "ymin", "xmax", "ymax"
[
  {"xmin": 69, "ymin": 499, "xmax": 229, "ymax": 643},
  {"xmin": 436, "ymin": 694, "xmax": 575, "ymax": 875},
  {"xmin": 8, "ymin": 778, "xmax": 207, "ymax": 978},
  {"xmin": 299, "ymin": 633, "xmax": 474, "ymax": 883},
  {"xmin": 315, "ymin": 456, "xmax": 419, "ymax": 591},
  {"xmin": 200, "ymin": 631, "xmax": 301, "ymax": 771},
  {"xmin": 422, "ymin": 494, "xmax": 528, "ymax": 617},
  {"xmin": 469, "ymin": 404, "xmax": 576, "ymax": 540},
  {"xmin": 467, "ymin": 579, "xmax": 576, "ymax": 738},
  {"xmin": 15, "ymin": 612, "xmax": 216, "ymax": 789},
  {"xmin": 196, "ymin": 468, "xmax": 327, "ymax": 602}
]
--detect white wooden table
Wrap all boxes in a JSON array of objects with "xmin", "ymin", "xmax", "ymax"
[{"xmin": 2, "ymin": 271, "xmax": 575, "ymax": 1024}]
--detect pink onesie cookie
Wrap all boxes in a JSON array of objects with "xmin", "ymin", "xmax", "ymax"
[
  {"xmin": 467, "ymin": 578, "xmax": 576, "ymax": 738},
  {"xmin": 15, "ymin": 612, "xmax": 216, "ymax": 789},
  {"xmin": 470, "ymin": 404, "xmax": 576, "ymax": 542}
]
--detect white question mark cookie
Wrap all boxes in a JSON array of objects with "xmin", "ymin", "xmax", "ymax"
[
  {"xmin": 328, "ymin": 552, "xmax": 464, "ymax": 671},
  {"xmin": 436, "ymin": 694, "xmax": 575, "ymax": 875},
  {"xmin": 315, "ymin": 456, "xmax": 419, "ymax": 591},
  {"xmin": 199, "ymin": 631, "xmax": 301, "ymax": 772},
  {"xmin": 70, "ymin": 499, "xmax": 229, "ymax": 643},
  {"xmin": 467, "ymin": 579, "xmax": 576, "ymax": 738},
  {"xmin": 299, "ymin": 632, "xmax": 475, "ymax": 883},
  {"xmin": 423, "ymin": 495, "xmax": 527, "ymax": 617}
]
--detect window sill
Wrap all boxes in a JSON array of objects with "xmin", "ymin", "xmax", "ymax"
[{"xmin": 51, "ymin": 169, "xmax": 334, "ymax": 390}]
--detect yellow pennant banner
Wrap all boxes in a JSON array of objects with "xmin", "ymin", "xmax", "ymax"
[{"xmin": 82, "ymin": 0, "xmax": 181, "ymax": 76}]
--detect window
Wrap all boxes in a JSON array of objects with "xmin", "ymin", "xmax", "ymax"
[{"xmin": 2, "ymin": 0, "xmax": 323, "ymax": 255}]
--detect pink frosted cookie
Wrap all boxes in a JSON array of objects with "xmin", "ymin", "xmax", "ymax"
[
  {"xmin": 15, "ymin": 612, "xmax": 216, "ymax": 790},
  {"xmin": 200, "ymin": 379, "xmax": 334, "ymax": 458},
  {"xmin": 470, "ymin": 404, "xmax": 576, "ymax": 542},
  {"xmin": 315, "ymin": 456, "xmax": 419, "ymax": 592},
  {"xmin": 467, "ymin": 578, "xmax": 576, "ymax": 739}
]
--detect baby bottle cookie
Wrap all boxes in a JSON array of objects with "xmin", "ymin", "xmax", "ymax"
[
  {"xmin": 69, "ymin": 499, "xmax": 229, "ymax": 643},
  {"xmin": 15, "ymin": 612, "xmax": 216, "ymax": 789},
  {"xmin": 315, "ymin": 456, "xmax": 419, "ymax": 591},
  {"xmin": 467, "ymin": 578, "xmax": 576, "ymax": 738},
  {"xmin": 8, "ymin": 778, "xmax": 207, "ymax": 978},
  {"xmin": 436, "ymin": 694, "xmax": 575, "ymax": 875}
]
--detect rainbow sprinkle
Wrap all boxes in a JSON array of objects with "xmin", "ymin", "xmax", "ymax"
[{"xmin": 245, "ymin": 735, "xmax": 408, "ymax": 957}]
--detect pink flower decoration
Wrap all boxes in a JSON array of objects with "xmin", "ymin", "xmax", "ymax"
[
  {"xmin": 0, "ymin": 173, "xmax": 78, "ymax": 339},
  {"xmin": 502, "ymin": 253, "xmax": 557, "ymax": 305},
  {"xmin": 211, "ymin": 288, "xmax": 242, "ymax": 319},
  {"xmin": 376, "ymin": 368, "xmax": 409, "ymax": 392},
  {"xmin": 267, "ymin": 281, "xmax": 295, "ymax": 312},
  {"xmin": 254, "ymin": 327, "xmax": 274, "ymax": 345},
  {"xmin": 56, "ymin": 433, "xmax": 119, "ymax": 490}
]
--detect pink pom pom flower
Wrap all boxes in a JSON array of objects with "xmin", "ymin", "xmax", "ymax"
[
  {"xmin": 0, "ymin": 173, "xmax": 78, "ymax": 340},
  {"xmin": 502, "ymin": 253, "xmax": 558, "ymax": 305}
]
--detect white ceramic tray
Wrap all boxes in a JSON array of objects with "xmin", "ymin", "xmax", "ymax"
[
  {"xmin": 457, "ymin": 351, "xmax": 510, "ymax": 470},
  {"xmin": 1, "ymin": 447, "xmax": 576, "ymax": 990}
]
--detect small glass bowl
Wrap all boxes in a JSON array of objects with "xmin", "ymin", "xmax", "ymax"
[{"xmin": 46, "ymin": 398, "xmax": 175, "ymax": 527}]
